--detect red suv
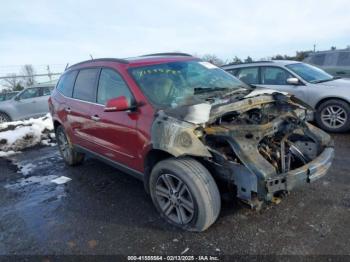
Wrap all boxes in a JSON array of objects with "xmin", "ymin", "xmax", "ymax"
[{"xmin": 49, "ymin": 53, "xmax": 334, "ymax": 231}]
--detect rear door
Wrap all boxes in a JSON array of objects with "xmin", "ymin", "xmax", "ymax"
[
  {"xmin": 88, "ymin": 68, "xmax": 139, "ymax": 167},
  {"xmin": 34, "ymin": 86, "xmax": 54, "ymax": 115},
  {"xmin": 69, "ymin": 68, "xmax": 100, "ymax": 149}
]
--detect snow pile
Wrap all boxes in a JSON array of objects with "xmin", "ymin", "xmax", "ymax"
[{"xmin": 0, "ymin": 114, "xmax": 56, "ymax": 153}]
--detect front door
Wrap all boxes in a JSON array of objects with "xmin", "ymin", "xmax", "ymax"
[
  {"xmin": 257, "ymin": 66, "xmax": 309, "ymax": 103},
  {"xmin": 15, "ymin": 87, "xmax": 43, "ymax": 119},
  {"xmin": 88, "ymin": 68, "xmax": 138, "ymax": 168}
]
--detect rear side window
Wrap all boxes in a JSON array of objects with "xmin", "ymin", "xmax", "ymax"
[
  {"xmin": 57, "ymin": 70, "xmax": 78, "ymax": 97},
  {"xmin": 97, "ymin": 68, "xmax": 133, "ymax": 105},
  {"xmin": 73, "ymin": 68, "xmax": 99, "ymax": 102},
  {"xmin": 337, "ymin": 52, "xmax": 350, "ymax": 66},
  {"xmin": 236, "ymin": 67, "xmax": 259, "ymax": 84}
]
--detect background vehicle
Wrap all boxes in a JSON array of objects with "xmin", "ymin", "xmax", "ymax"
[
  {"xmin": 303, "ymin": 49, "xmax": 350, "ymax": 78},
  {"xmin": 49, "ymin": 54, "xmax": 333, "ymax": 231},
  {"xmin": 0, "ymin": 91, "xmax": 19, "ymax": 102},
  {"xmin": 222, "ymin": 61, "xmax": 350, "ymax": 132},
  {"xmin": 0, "ymin": 85, "xmax": 54, "ymax": 123}
]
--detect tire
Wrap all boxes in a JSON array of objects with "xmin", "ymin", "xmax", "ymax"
[
  {"xmin": 316, "ymin": 99, "xmax": 350, "ymax": 132},
  {"xmin": 149, "ymin": 157, "xmax": 221, "ymax": 232},
  {"xmin": 0, "ymin": 112, "xmax": 11, "ymax": 123},
  {"xmin": 56, "ymin": 125, "xmax": 84, "ymax": 166}
]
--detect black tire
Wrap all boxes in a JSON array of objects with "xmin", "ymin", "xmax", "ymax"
[
  {"xmin": 56, "ymin": 125, "xmax": 84, "ymax": 166},
  {"xmin": 149, "ymin": 157, "xmax": 221, "ymax": 232},
  {"xmin": 316, "ymin": 99, "xmax": 350, "ymax": 133},
  {"xmin": 0, "ymin": 112, "xmax": 11, "ymax": 123}
]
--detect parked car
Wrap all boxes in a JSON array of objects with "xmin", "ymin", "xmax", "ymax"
[
  {"xmin": 222, "ymin": 60, "xmax": 350, "ymax": 132},
  {"xmin": 303, "ymin": 49, "xmax": 350, "ymax": 78},
  {"xmin": 0, "ymin": 91, "xmax": 19, "ymax": 102},
  {"xmin": 0, "ymin": 85, "xmax": 54, "ymax": 123},
  {"xmin": 49, "ymin": 54, "xmax": 334, "ymax": 231}
]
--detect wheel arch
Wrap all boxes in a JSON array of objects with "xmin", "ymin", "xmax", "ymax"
[
  {"xmin": 0, "ymin": 110, "xmax": 13, "ymax": 121},
  {"xmin": 143, "ymin": 149, "xmax": 174, "ymax": 194},
  {"xmin": 315, "ymin": 96, "xmax": 350, "ymax": 110}
]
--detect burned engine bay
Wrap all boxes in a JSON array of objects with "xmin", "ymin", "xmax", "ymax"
[{"xmin": 151, "ymin": 91, "xmax": 334, "ymax": 204}]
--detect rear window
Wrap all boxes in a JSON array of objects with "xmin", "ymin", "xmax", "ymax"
[
  {"xmin": 73, "ymin": 68, "xmax": 100, "ymax": 102},
  {"xmin": 57, "ymin": 70, "xmax": 78, "ymax": 97},
  {"xmin": 337, "ymin": 52, "xmax": 350, "ymax": 66}
]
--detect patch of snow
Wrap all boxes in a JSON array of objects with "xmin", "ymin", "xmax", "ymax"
[
  {"xmin": 17, "ymin": 163, "xmax": 36, "ymax": 175},
  {"xmin": 0, "ymin": 114, "xmax": 55, "ymax": 154},
  {"xmin": 51, "ymin": 176, "xmax": 71, "ymax": 185},
  {"xmin": 0, "ymin": 150, "xmax": 18, "ymax": 157},
  {"xmin": 4, "ymin": 174, "xmax": 58, "ymax": 189}
]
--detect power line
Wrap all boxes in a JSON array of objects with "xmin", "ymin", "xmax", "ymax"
[{"xmin": 0, "ymin": 73, "xmax": 62, "ymax": 79}]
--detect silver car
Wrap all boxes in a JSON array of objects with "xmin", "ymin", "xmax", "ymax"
[
  {"xmin": 222, "ymin": 61, "xmax": 350, "ymax": 132},
  {"xmin": 0, "ymin": 85, "xmax": 54, "ymax": 123}
]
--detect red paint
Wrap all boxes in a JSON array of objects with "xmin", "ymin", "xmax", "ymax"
[{"xmin": 49, "ymin": 56, "xmax": 196, "ymax": 173}]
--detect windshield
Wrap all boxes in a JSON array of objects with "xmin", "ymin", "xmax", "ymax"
[
  {"xmin": 286, "ymin": 63, "xmax": 334, "ymax": 83},
  {"xmin": 129, "ymin": 61, "xmax": 249, "ymax": 107}
]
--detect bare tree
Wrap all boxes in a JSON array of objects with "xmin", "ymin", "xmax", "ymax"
[
  {"xmin": 21, "ymin": 64, "xmax": 36, "ymax": 87},
  {"xmin": 201, "ymin": 54, "xmax": 224, "ymax": 66},
  {"xmin": 1, "ymin": 74, "xmax": 23, "ymax": 90}
]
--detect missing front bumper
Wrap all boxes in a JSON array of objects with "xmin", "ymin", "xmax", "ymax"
[{"xmin": 266, "ymin": 147, "xmax": 334, "ymax": 193}]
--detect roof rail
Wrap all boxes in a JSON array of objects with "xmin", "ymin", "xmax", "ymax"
[
  {"xmin": 221, "ymin": 60, "xmax": 273, "ymax": 67},
  {"xmin": 141, "ymin": 52, "xmax": 192, "ymax": 57},
  {"xmin": 66, "ymin": 58, "xmax": 129, "ymax": 70}
]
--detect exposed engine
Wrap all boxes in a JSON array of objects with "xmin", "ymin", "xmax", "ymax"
[{"xmin": 258, "ymin": 133, "xmax": 319, "ymax": 174}]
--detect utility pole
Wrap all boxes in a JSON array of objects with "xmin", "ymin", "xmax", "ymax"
[{"xmin": 313, "ymin": 44, "xmax": 316, "ymax": 52}]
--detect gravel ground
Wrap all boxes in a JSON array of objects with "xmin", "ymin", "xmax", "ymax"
[{"xmin": 0, "ymin": 134, "xmax": 349, "ymax": 257}]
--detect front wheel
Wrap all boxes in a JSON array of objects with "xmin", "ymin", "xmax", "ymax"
[
  {"xmin": 56, "ymin": 125, "xmax": 84, "ymax": 165},
  {"xmin": 316, "ymin": 99, "xmax": 350, "ymax": 132},
  {"xmin": 149, "ymin": 157, "xmax": 221, "ymax": 232}
]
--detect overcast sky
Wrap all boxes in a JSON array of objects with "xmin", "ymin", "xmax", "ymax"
[{"xmin": 1, "ymin": 0, "xmax": 350, "ymax": 73}]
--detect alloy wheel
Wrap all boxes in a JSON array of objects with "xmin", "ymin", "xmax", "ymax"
[
  {"xmin": 155, "ymin": 174, "xmax": 195, "ymax": 225},
  {"xmin": 321, "ymin": 105, "xmax": 347, "ymax": 129}
]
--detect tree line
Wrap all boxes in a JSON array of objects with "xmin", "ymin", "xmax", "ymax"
[{"xmin": 1, "ymin": 64, "xmax": 36, "ymax": 93}]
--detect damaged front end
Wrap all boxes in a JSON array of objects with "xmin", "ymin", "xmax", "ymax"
[{"xmin": 151, "ymin": 91, "xmax": 334, "ymax": 205}]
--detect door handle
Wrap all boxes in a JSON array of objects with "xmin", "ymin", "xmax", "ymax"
[
  {"xmin": 91, "ymin": 115, "xmax": 100, "ymax": 121},
  {"xmin": 65, "ymin": 107, "xmax": 71, "ymax": 113}
]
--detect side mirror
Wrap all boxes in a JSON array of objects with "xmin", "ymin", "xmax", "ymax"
[
  {"xmin": 104, "ymin": 96, "xmax": 132, "ymax": 112},
  {"xmin": 287, "ymin": 77, "xmax": 300, "ymax": 85}
]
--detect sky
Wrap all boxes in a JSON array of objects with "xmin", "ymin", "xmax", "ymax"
[{"xmin": 0, "ymin": 0, "xmax": 350, "ymax": 76}]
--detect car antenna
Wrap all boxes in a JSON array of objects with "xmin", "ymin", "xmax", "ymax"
[
  {"xmin": 90, "ymin": 54, "xmax": 94, "ymax": 60},
  {"xmin": 65, "ymin": 63, "xmax": 69, "ymax": 70}
]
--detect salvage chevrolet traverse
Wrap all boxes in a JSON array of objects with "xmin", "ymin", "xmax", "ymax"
[{"xmin": 49, "ymin": 53, "xmax": 334, "ymax": 231}]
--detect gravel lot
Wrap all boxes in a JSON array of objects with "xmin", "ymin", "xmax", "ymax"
[{"xmin": 0, "ymin": 134, "xmax": 349, "ymax": 257}]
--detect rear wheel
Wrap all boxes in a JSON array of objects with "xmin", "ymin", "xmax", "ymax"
[
  {"xmin": 0, "ymin": 112, "xmax": 11, "ymax": 123},
  {"xmin": 149, "ymin": 157, "xmax": 221, "ymax": 232},
  {"xmin": 316, "ymin": 99, "xmax": 350, "ymax": 132},
  {"xmin": 56, "ymin": 125, "xmax": 84, "ymax": 165}
]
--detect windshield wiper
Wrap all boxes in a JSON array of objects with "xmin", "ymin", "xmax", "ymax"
[
  {"xmin": 310, "ymin": 77, "xmax": 338, "ymax": 84},
  {"xmin": 194, "ymin": 87, "xmax": 229, "ymax": 94}
]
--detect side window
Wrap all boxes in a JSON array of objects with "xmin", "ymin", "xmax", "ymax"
[
  {"xmin": 226, "ymin": 68, "xmax": 238, "ymax": 76},
  {"xmin": 57, "ymin": 70, "xmax": 78, "ymax": 97},
  {"xmin": 19, "ymin": 88, "xmax": 41, "ymax": 100},
  {"xmin": 42, "ymin": 86, "xmax": 54, "ymax": 96},
  {"xmin": 337, "ymin": 52, "xmax": 350, "ymax": 66},
  {"xmin": 236, "ymin": 67, "xmax": 259, "ymax": 84},
  {"xmin": 97, "ymin": 68, "xmax": 133, "ymax": 105},
  {"xmin": 73, "ymin": 68, "xmax": 100, "ymax": 102},
  {"xmin": 261, "ymin": 67, "xmax": 292, "ymax": 85},
  {"xmin": 311, "ymin": 54, "xmax": 326, "ymax": 66}
]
